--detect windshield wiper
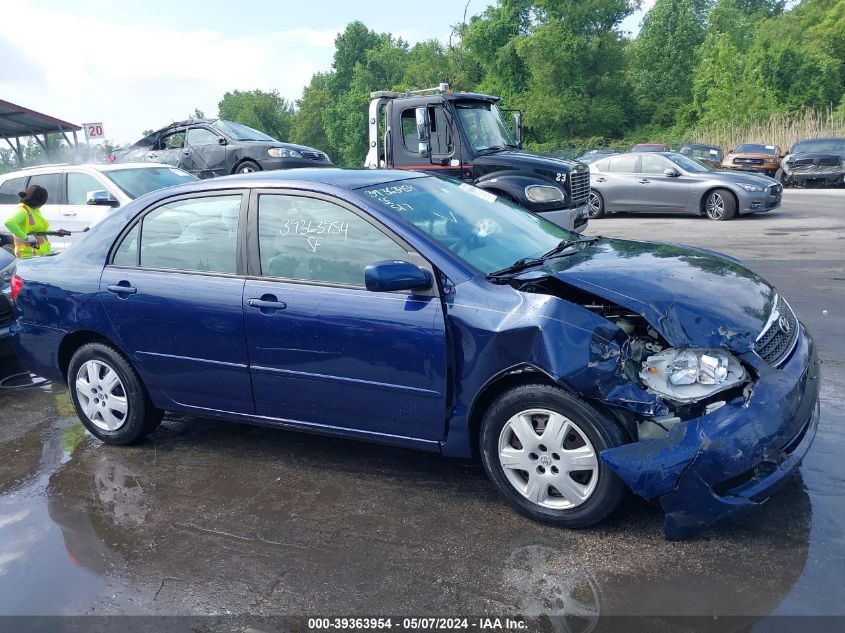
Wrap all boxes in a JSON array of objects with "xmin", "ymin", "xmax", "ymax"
[
  {"xmin": 476, "ymin": 146, "xmax": 506, "ymax": 155},
  {"xmin": 487, "ymin": 236, "xmax": 598, "ymax": 280}
]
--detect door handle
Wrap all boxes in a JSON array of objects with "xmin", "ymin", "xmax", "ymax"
[
  {"xmin": 247, "ymin": 298, "xmax": 287, "ymax": 310},
  {"xmin": 182, "ymin": 150, "xmax": 192, "ymax": 155},
  {"xmin": 639, "ymin": 179, "xmax": 651, "ymax": 184},
  {"xmin": 62, "ymin": 212, "xmax": 77, "ymax": 217},
  {"xmin": 107, "ymin": 284, "xmax": 137, "ymax": 295},
  {"xmin": 595, "ymin": 177, "xmax": 607, "ymax": 182}
]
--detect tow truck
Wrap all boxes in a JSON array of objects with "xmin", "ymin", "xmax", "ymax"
[{"xmin": 365, "ymin": 84, "xmax": 590, "ymax": 231}]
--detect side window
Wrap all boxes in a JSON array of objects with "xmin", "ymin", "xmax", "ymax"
[
  {"xmin": 606, "ymin": 155, "xmax": 638, "ymax": 173},
  {"xmin": 27, "ymin": 173, "xmax": 63, "ymax": 204},
  {"xmin": 401, "ymin": 110, "xmax": 418, "ymax": 151},
  {"xmin": 127, "ymin": 195, "xmax": 241, "ymax": 273},
  {"xmin": 155, "ymin": 131, "xmax": 185, "ymax": 150},
  {"xmin": 430, "ymin": 106, "xmax": 453, "ymax": 156},
  {"xmin": 640, "ymin": 154, "xmax": 671, "ymax": 174},
  {"xmin": 257, "ymin": 195, "xmax": 408, "ymax": 286},
  {"xmin": 0, "ymin": 177, "xmax": 27, "ymax": 204},
  {"xmin": 186, "ymin": 127, "xmax": 220, "ymax": 146},
  {"xmin": 113, "ymin": 224, "xmax": 140, "ymax": 266},
  {"xmin": 67, "ymin": 172, "xmax": 106, "ymax": 205}
]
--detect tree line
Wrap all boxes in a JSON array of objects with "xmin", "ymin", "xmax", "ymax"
[{"xmin": 221, "ymin": 0, "xmax": 843, "ymax": 166}]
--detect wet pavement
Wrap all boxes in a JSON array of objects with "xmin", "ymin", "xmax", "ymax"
[{"xmin": 0, "ymin": 190, "xmax": 843, "ymax": 624}]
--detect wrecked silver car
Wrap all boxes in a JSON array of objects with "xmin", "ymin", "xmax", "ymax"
[{"xmin": 778, "ymin": 137, "xmax": 845, "ymax": 187}]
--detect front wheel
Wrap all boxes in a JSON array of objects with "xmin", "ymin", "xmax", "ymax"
[
  {"xmin": 775, "ymin": 168, "xmax": 792, "ymax": 188},
  {"xmin": 587, "ymin": 191, "xmax": 605, "ymax": 218},
  {"xmin": 234, "ymin": 160, "xmax": 261, "ymax": 174},
  {"xmin": 703, "ymin": 188, "xmax": 737, "ymax": 221},
  {"xmin": 68, "ymin": 343, "xmax": 162, "ymax": 444},
  {"xmin": 480, "ymin": 384, "xmax": 627, "ymax": 528}
]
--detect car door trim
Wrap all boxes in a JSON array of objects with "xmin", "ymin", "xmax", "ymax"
[
  {"xmin": 250, "ymin": 365, "xmax": 442, "ymax": 398},
  {"xmin": 137, "ymin": 350, "xmax": 248, "ymax": 369}
]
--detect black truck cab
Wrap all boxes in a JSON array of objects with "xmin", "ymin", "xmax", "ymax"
[{"xmin": 365, "ymin": 84, "xmax": 589, "ymax": 231}]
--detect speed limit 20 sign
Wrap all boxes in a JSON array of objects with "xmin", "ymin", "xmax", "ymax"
[{"xmin": 83, "ymin": 122, "xmax": 105, "ymax": 139}]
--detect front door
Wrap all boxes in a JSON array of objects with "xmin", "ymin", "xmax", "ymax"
[
  {"xmin": 147, "ymin": 128, "xmax": 186, "ymax": 167},
  {"xmin": 100, "ymin": 192, "xmax": 253, "ymax": 414},
  {"xmin": 181, "ymin": 126, "xmax": 228, "ymax": 177},
  {"xmin": 635, "ymin": 154, "xmax": 692, "ymax": 211},
  {"xmin": 243, "ymin": 191, "xmax": 448, "ymax": 441},
  {"xmin": 64, "ymin": 171, "xmax": 120, "ymax": 243}
]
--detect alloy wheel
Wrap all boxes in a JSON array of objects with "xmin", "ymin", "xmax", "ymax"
[
  {"xmin": 75, "ymin": 360, "xmax": 129, "ymax": 431},
  {"xmin": 587, "ymin": 192, "xmax": 602, "ymax": 218},
  {"xmin": 705, "ymin": 192, "xmax": 725, "ymax": 219},
  {"xmin": 497, "ymin": 408, "xmax": 599, "ymax": 510}
]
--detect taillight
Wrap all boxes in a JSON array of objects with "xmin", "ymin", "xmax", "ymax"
[
  {"xmin": 10, "ymin": 275, "xmax": 23, "ymax": 301},
  {"xmin": 108, "ymin": 154, "xmax": 116, "ymax": 163}
]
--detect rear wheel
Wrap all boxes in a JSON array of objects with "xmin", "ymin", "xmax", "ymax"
[
  {"xmin": 68, "ymin": 343, "xmax": 162, "ymax": 444},
  {"xmin": 587, "ymin": 191, "xmax": 605, "ymax": 218},
  {"xmin": 480, "ymin": 384, "xmax": 627, "ymax": 528},
  {"xmin": 234, "ymin": 160, "xmax": 261, "ymax": 174},
  {"xmin": 703, "ymin": 188, "xmax": 736, "ymax": 221}
]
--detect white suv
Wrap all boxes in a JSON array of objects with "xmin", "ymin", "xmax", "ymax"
[{"xmin": 0, "ymin": 163, "xmax": 197, "ymax": 251}]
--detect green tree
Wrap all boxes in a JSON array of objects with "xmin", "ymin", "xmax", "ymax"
[
  {"xmin": 217, "ymin": 89, "xmax": 295, "ymax": 141},
  {"xmin": 628, "ymin": 0, "xmax": 712, "ymax": 127},
  {"xmin": 291, "ymin": 73, "xmax": 333, "ymax": 155}
]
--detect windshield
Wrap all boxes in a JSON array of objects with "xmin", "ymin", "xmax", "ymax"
[
  {"xmin": 213, "ymin": 119, "xmax": 278, "ymax": 142},
  {"xmin": 104, "ymin": 167, "xmax": 197, "ymax": 199},
  {"xmin": 792, "ymin": 139, "xmax": 845, "ymax": 154},
  {"xmin": 735, "ymin": 144, "xmax": 778, "ymax": 155},
  {"xmin": 454, "ymin": 102, "xmax": 516, "ymax": 152},
  {"xmin": 360, "ymin": 176, "xmax": 572, "ymax": 275},
  {"xmin": 666, "ymin": 153, "xmax": 712, "ymax": 173}
]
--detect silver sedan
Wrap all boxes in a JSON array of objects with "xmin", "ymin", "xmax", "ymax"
[{"xmin": 587, "ymin": 152, "xmax": 783, "ymax": 221}]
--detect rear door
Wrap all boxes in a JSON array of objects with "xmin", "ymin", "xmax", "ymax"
[
  {"xmin": 25, "ymin": 172, "xmax": 67, "ymax": 248},
  {"xmin": 242, "ymin": 190, "xmax": 448, "ymax": 442},
  {"xmin": 100, "ymin": 191, "xmax": 253, "ymax": 414},
  {"xmin": 635, "ymin": 154, "xmax": 692, "ymax": 211},
  {"xmin": 593, "ymin": 155, "xmax": 639, "ymax": 211},
  {"xmin": 147, "ymin": 128, "xmax": 186, "ymax": 167}
]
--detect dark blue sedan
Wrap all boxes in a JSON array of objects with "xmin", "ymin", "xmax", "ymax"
[{"xmin": 8, "ymin": 169, "xmax": 819, "ymax": 538}]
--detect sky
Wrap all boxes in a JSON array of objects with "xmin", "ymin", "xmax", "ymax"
[{"xmin": 0, "ymin": 0, "xmax": 654, "ymax": 144}]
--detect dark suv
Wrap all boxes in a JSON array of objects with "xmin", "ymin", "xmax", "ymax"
[
  {"xmin": 778, "ymin": 138, "xmax": 845, "ymax": 187},
  {"xmin": 113, "ymin": 119, "xmax": 333, "ymax": 178}
]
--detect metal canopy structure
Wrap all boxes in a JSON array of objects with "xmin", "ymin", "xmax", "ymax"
[{"xmin": 0, "ymin": 98, "xmax": 82, "ymax": 164}]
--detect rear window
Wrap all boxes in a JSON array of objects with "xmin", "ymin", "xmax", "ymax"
[
  {"xmin": 103, "ymin": 167, "xmax": 197, "ymax": 199},
  {"xmin": 0, "ymin": 177, "xmax": 27, "ymax": 204},
  {"xmin": 606, "ymin": 155, "xmax": 638, "ymax": 173}
]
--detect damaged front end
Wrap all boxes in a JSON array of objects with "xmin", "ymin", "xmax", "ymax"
[{"xmin": 499, "ymin": 241, "xmax": 821, "ymax": 538}]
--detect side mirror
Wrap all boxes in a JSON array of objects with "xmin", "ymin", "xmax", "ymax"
[
  {"xmin": 86, "ymin": 190, "xmax": 119, "ymax": 207},
  {"xmin": 364, "ymin": 260, "xmax": 432, "ymax": 293},
  {"xmin": 415, "ymin": 107, "xmax": 431, "ymax": 158},
  {"xmin": 513, "ymin": 112, "xmax": 523, "ymax": 148},
  {"xmin": 663, "ymin": 168, "xmax": 681, "ymax": 177},
  {"xmin": 218, "ymin": 137, "xmax": 227, "ymax": 146}
]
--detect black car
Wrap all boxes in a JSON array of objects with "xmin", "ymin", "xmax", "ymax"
[
  {"xmin": 113, "ymin": 119, "xmax": 333, "ymax": 178},
  {"xmin": 678, "ymin": 143, "xmax": 724, "ymax": 169},
  {"xmin": 778, "ymin": 137, "xmax": 845, "ymax": 187},
  {"xmin": 0, "ymin": 247, "xmax": 15, "ymax": 357}
]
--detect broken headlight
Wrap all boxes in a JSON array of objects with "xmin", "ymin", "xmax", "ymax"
[
  {"xmin": 268, "ymin": 147, "xmax": 302, "ymax": 158},
  {"xmin": 639, "ymin": 348, "xmax": 746, "ymax": 403}
]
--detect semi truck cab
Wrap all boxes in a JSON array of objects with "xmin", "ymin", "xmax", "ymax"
[{"xmin": 365, "ymin": 84, "xmax": 590, "ymax": 231}]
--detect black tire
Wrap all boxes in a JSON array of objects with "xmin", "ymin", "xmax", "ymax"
[
  {"xmin": 234, "ymin": 160, "xmax": 261, "ymax": 174},
  {"xmin": 67, "ymin": 343, "xmax": 162, "ymax": 445},
  {"xmin": 703, "ymin": 188, "xmax": 737, "ymax": 221},
  {"xmin": 480, "ymin": 384, "xmax": 627, "ymax": 529},
  {"xmin": 587, "ymin": 191, "xmax": 605, "ymax": 218}
]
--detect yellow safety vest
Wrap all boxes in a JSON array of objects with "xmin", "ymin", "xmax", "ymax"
[{"xmin": 8, "ymin": 204, "xmax": 52, "ymax": 259}]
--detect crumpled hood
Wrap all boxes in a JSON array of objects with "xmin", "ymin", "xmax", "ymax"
[{"xmin": 541, "ymin": 238, "xmax": 775, "ymax": 352}]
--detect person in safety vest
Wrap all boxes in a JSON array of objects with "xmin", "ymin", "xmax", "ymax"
[{"xmin": 3, "ymin": 185, "xmax": 68, "ymax": 259}]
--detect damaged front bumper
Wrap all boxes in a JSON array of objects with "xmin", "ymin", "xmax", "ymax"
[{"xmin": 601, "ymin": 325, "xmax": 820, "ymax": 540}]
